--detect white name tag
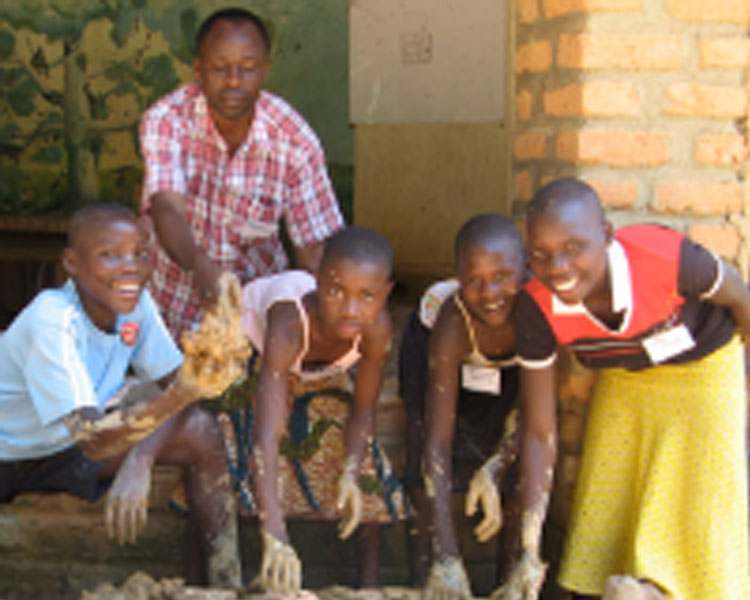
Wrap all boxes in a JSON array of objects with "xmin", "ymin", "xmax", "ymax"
[
  {"xmin": 237, "ymin": 218, "xmax": 279, "ymax": 239},
  {"xmin": 461, "ymin": 364, "xmax": 501, "ymax": 395},
  {"xmin": 642, "ymin": 323, "xmax": 696, "ymax": 364}
]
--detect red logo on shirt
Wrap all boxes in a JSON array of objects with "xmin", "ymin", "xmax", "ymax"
[{"xmin": 120, "ymin": 321, "xmax": 139, "ymax": 346}]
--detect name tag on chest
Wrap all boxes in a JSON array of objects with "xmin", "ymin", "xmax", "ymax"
[
  {"xmin": 461, "ymin": 364, "xmax": 502, "ymax": 394},
  {"xmin": 642, "ymin": 323, "xmax": 696, "ymax": 364}
]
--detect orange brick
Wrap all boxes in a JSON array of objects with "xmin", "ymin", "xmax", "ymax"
[
  {"xmin": 695, "ymin": 133, "xmax": 748, "ymax": 166},
  {"xmin": 556, "ymin": 130, "xmax": 670, "ymax": 166},
  {"xmin": 516, "ymin": 40, "xmax": 553, "ymax": 73},
  {"xmin": 665, "ymin": 83, "xmax": 747, "ymax": 118},
  {"xmin": 543, "ymin": 0, "xmax": 641, "ymax": 18},
  {"xmin": 540, "ymin": 174, "xmax": 556, "ymax": 188},
  {"xmin": 586, "ymin": 179, "xmax": 639, "ymax": 208},
  {"xmin": 515, "ymin": 170, "xmax": 535, "ymax": 200},
  {"xmin": 668, "ymin": 0, "xmax": 749, "ymax": 24},
  {"xmin": 519, "ymin": 0, "xmax": 540, "ymax": 23},
  {"xmin": 544, "ymin": 81, "xmax": 640, "ymax": 117},
  {"xmin": 517, "ymin": 89, "xmax": 534, "ymax": 121},
  {"xmin": 699, "ymin": 37, "xmax": 750, "ymax": 68},
  {"xmin": 558, "ymin": 33, "xmax": 682, "ymax": 70},
  {"xmin": 654, "ymin": 182, "xmax": 743, "ymax": 215},
  {"xmin": 688, "ymin": 223, "xmax": 741, "ymax": 258},
  {"xmin": 514, "ymin": 131, "xmax": 548, "ymax": 160}
]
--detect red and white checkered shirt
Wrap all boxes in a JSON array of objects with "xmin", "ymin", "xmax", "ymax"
[{"xmin": 140, "ymin": 84, "xmax": 344, "ymax": 338}]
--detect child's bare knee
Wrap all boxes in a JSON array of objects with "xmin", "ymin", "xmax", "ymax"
[{"xmin": 179, "ymin": 408, "xmax": 224, "ymax": 454}]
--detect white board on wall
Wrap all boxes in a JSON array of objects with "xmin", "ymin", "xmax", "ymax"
[{"xmin": 349, "ymin": 0, "xmax": 507, "ymax": 124}]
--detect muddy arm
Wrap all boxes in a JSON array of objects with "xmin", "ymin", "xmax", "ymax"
[
  {"xmin": 67, "ymin": 271, "xmax": 251, "ymax": 462},
  {"xmin": 64, "ymin": 377, "xmax": 199, "ymax": 462}
]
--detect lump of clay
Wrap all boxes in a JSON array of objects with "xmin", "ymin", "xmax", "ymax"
[
  {"xmin": 81, "ymin": 571, "xmax": 237, "ymax": 599},
  {"xmin": 179, "ymin": 272, "xmax": 252, "ymax": 399}
]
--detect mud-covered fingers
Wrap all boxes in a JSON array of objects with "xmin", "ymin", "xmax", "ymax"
[
  {"xmin": 260, "ymin": 554, "xmax": 277, "ymax": 592},
  {"xmin": 465, "ymin": 466, "xmax": 493, "ymax": 518},
  {"xmin": 467, "ymin": 473, "xmax": 501, "ymax": 542},
  {"xmin": 115, "ymin": 498, "xmax": 130, "ymax": 545},
  {"xmin": 114, "ymin": 497, "xmax": 130, "ymax": 545},
  {"xmin": 337, "ymin": 482, "xmax": 362, "ymax": 540},
  {"xmin": 283, "ymin": 550, "xmax": 302, "ymax": 594},
  {"xmin": 277, "ymin": 552, "xmax": 291, "ymax": 594},
  {"xmin": 104, "ymin": 495, "xmax": 116, "ymax": 540},
  {"xmin": 133, "ymin": 496, "xmax": 149, "ymax": 543},
  {"xmin": 464, "ymin": 480, "xmax": 480, "ymax": 518},
  {"xmin": 260, "ymin": 546, "xmax": 273, "ymax": 589},
  {"xmin": 434, "ymin": 587, "xmax": 451, "ymax": 600},
  {"xmin": 473, "ymin": 495, "xmax": 502, "ymax": 543},
  {"xmin": 269, "ymin": 553, "xmax": 283, "ymax": 592},
  {"xmin": 260, "ymin": 535, "xmax": 301, "ymax": 594}
]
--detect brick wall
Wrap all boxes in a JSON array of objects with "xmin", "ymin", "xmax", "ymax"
[
  {"xmin": 514, "ymin": 0, "xmax": 750, "ymax": 263},
  {"xmin": 512, "ymin": 2, "xmax": 750, "ymax": 597}
]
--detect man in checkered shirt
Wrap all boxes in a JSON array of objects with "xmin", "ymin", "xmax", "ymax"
[{"xmin": 140, "ymin": 7, "xmax": 344, "ymax": 338}]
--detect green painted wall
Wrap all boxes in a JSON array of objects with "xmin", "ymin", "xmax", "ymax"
[{"xmin": 0, "ymin": 0, "xmax": 351, "ymax": 218}]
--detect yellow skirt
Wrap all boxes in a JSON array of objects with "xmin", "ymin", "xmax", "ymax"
[{"xmin": 558, "ymin": 338, "xmax": 750, "ymax": 599}]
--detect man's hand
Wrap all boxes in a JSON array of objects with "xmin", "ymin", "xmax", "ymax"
[
  {"xmin": 104, "ymin": 452, "xmax": 151, "ymax": 545},
  {"xmin": 423, "ymin": 555, "xmax": 473, "ymax": 600},
  {"xmin": 260, "ymin": 531, "xmax": 302, "ymax": 594},
  {"xmin": 465, "ymin": 455, "xmax": 502, "ymax": 543},
  {"xmin": 179, "ymin": 271, "xmax": 251, "ymax": 398},
  {"xmin": 490, "ymin": 551, "xmax": 546, "ymax": 600},
  {"xmin": 336, "ymin": 456, "xmax": 362, "ymax": 539}
]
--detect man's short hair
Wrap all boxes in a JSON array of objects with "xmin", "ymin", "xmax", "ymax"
[
  {"xmin": 196, "ymin": 7, "xmax": 271, "ymax": 54},
  {"xmin": 320, "ymin": 226, "xmax": 393, "ymax": 277},
  {"xmin": 67, "ymin": 203, "xmax": 136, "ymax": 248}
]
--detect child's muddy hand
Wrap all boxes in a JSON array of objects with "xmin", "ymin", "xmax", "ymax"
[
  {"xmin": 465, "ymin": 460, "xmax": 502, "ymax": 542},
  {"xmin": 260, "ymin": 531, "xmax": 302, "ymax": 594},
  {"xmin": 490, "ymin": 551, "xmax": 546, "ymax": 600},
  {"xmin": 423, "ymin": 555, "xmax": 473, "ymax": 600},
  {"xmin": 336, "ymin": 460, "xmax": 362, "ymax": 539},
  {"xmin": 104, "ymin": 454, "xmax": 151, "ymax": 545}
]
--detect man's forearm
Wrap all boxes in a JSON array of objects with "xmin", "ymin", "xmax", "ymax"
[
  {"xmin": 294, "ymin": 240, "xmax": 325, "ymax": 274},
  {"xmin": 147, "ymin": 191, "xmax": 203, "ymax": 271}
]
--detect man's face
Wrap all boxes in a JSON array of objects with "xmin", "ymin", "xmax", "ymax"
[
  {"xmin": 316, "ymin": 257, "xmax": 393, "ymax": 341},
  {"xmin": 193, "ymin": 19, "xmax": 270, "ymax": 122},
  {"xmin": 457, "ymin": 239, "xmax": 524, "ymax": 328},
  {"xmin": 526, "ymin": 202, "xmax": 612, "ymax": 305},
  {"xmin": 63, "ymin": 218, "xmax": 153, "ymax": 331}
]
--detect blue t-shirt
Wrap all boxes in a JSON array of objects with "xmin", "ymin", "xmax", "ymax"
[{"xmin": 0, "ymin": 279, "xmax": 183, "ymax": 460}]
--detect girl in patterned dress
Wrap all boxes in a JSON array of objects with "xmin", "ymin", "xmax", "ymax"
[{"xmin": 218, "ymin": 226, "xmax": 407, "ymax": 593}]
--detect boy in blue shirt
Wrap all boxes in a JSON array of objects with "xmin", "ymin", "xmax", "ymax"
[{"xmin": 0, "ymin": 203, "xmax": 242, "ymax": 588}]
